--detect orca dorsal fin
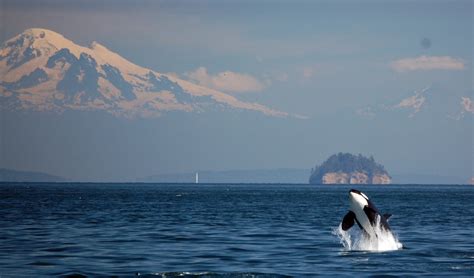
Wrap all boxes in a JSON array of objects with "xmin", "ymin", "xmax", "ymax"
[
  {"xmin": 341, "ymin": 211, "xmax": 356, "ymax": 231},
  {"xmin": 383, "ymin": 213, "xmax": 392, "ymax": 220}
]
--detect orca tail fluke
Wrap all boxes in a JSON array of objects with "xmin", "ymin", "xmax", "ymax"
[{"xmin": 341, "ymin": 211, "xmax": 356, "ymax": 231}]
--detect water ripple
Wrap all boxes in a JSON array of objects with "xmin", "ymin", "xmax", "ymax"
[{"xmin": 0, "ymin": 183, "xmax": 473, "ymax": 276}]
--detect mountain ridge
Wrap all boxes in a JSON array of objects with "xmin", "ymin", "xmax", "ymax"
[
  {"xmin": 0, "ymin": 168, "xmax": 66, "ymax": 182},
  {"xmin": 0, "ymin": 28, "xmax": 288, "ymax": 118},
  {"xmin": 137, "ymin": 168, "xmax": 310, "ymax": 184}
]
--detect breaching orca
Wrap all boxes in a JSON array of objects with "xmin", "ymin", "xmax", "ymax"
[{"xmin": 341, "ymin": 189, "xmax": 392, "ymax": 238}]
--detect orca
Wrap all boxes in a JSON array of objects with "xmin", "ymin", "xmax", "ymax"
[{"xmin": 341, "ymin": 189, "xmax": 392, "ymax": 238}]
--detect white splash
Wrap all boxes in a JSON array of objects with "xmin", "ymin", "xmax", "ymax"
[{"xmin": 333, "ymin": 216, "xmax": 403, "ymax": 252}]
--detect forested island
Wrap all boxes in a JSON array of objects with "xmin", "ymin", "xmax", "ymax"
[{"xmin": 309, "ymin": 153, "xmax": 391, "ymax": 184}]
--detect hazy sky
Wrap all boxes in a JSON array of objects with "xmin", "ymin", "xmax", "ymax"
[{"xmin": 0, "ymin": 0, "xmax": 472, "ymax": 181}]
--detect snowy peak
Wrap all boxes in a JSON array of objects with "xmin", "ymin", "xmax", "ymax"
[
  {"xmin": 0, "ymin": 28, "xmax": 288, "ymax": 118},
  {"xmin": 2, "ymin": 28, "xmax": 82, "ymax": 62},
  {"xmin": 0, "ymin": 28, "xmax": 147, "ymax": 75},
  {"xmin": 356, "ymin": 86, "xmax": 473, "ymax": 120},
  {"xmin": 5, "ymin": 28, "xmax": 102, "ymax": 60}
]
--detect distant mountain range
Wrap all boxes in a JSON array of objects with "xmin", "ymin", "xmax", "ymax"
[
  {"xmin": 356, "ymin": 86, "xmax": 473, "ymax": 120},
  {"xmin": 390, "ymin": 173, "xmax": 469, "ymax": 185},
  {"xmin": 0, "ymin": 28, "xmax": 287, "ymax": 118},
  {"xmin": 0, "ymin": 167, "xmax": 470, "ymax": 184},
  {"xmin": 137, "ymin": 169, "xmax": 311, "ymax": 184},
  {"xmin": 0, "ymin": 168, "xmax": 66, "ymax": 182},
  {"xmin": 139, "ymin": 168, "xmax": 470, "ymax": 185}
]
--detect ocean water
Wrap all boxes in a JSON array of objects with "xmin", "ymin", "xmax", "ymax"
[{"xmin": 0, "ymin": 183, "xmax": 473, "ymax": 277}]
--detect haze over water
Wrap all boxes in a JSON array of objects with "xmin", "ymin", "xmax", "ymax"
[
  {"xmin": 1, "ymin": 183, "xmax": 473, "ymax": 277},
  {"xmin": 1, "ymin": 1, "xmax": 472, "ymax": 182}
]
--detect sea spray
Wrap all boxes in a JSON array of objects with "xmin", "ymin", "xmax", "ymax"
[{"xmin": 333, "ymin": 216, "xmax": 403, "ymax": 252}]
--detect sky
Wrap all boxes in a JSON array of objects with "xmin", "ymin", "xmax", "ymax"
[{"xmin": 0, "ymin": 0, "xmax": 472, "ymax": 181}]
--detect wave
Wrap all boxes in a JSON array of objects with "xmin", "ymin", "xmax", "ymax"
[
  {"xmin": 137, "ymin": 272, "xmax": 292, "ymax": 278},
  {"xmin": 333, "ymin": 216, "xmax": 403, "ymax": 252}
]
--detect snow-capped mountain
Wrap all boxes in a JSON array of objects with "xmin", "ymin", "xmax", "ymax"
[
  {"xmin": 356, "ymin": 86, "xmax": 473, "ymax": 120},
  {"xmin": 0, "ymin": 28, "xmax": 288, "ymax": 118}
]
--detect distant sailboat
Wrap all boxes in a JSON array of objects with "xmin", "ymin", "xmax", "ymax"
[{"xmin": 195, "ymin": 172, "xmax": 199, "ymax": 184}]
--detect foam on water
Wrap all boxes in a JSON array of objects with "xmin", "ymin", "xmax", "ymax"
[{"xmin": 333, "ymin": 216, "xmax": 403, "ymax": 252}]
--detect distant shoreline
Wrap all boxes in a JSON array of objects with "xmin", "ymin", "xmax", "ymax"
[
  {"xmin": 1, "ymin": 167, "xmax": 471, "ymax": 185},
  {"xmin": 1, "ymin": 181, "xmax": 472, "ymax": 186}
]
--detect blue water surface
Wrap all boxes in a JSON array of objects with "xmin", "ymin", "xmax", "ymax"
[{"xmin": 0, "ymin": 183, "xmax": 473, "ymax": 277}]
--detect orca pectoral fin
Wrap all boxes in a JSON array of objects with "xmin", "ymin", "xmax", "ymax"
[
  {"xmin": 383, "ymin": 213, "xmax": 392, "ymax": 220},
  {"xmin": 341, "ymin": 211, "xmax": 356, "ymax": 231}
]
